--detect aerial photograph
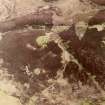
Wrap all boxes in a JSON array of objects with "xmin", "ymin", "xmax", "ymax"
[{"xmin": 0, "ymin": 0, "xmax": 105, "ymax": 105}]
